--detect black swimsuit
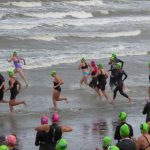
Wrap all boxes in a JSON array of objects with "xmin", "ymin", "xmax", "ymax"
[
  {"xmin": 97, "ymin": 71, "xmax": 107, "ymax": 91},
  {"xmin": 0, "ymin": 74, "xmax": 5, "ymax": 101},
  {"xmin": 53, "ymin": 81, "xmax": 61, "ymax": 93},
  {"xmin": 9, "ymin": 79, "xmax": 19, "ymax": 100},
  {"xmin": 81, "ymin": 63, "xmax": 88, "ymax": 69}
]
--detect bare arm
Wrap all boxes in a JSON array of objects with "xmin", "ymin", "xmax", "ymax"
[
  {"xmin": 136, "ymin": 137, "xmax": 141, "ymax": 150},
  {"xmin": 16, "ymin": 79, "xmax": 21, "ymax": 91},
  {"xmin": 62, "ymin": 125, "xmax": 73, "ymax": 132},
  {"xmin": 20, "ymin": 57, "xmax": 26, "ymax": 65},
  {"xmin": 5, "ymin": 78, "xmax": 14, "ymax": 92},
  {"xmin": 7, "ymin": 57, "xmax": 13, "ymax": 62},
  {"xmin": 0, "ymin": 81, "xmax": 5, "ymax": 90},
  {"xmin": 35, "ymin": 124, "xmax": 49, "ymax": 132},
  {"xmin": 54, "ymin": 76, "xmax": 64, "ymax": 88}
]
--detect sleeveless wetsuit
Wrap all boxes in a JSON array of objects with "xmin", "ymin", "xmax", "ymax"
[
  {"xmin": 113, "ymin": 70, "xmax": 128, "ymax": 99},
  {"xmin": 47, "ymin": 123, "xmax": 62, "ymax": 150},
  {"xmin": 0, "ymin": 73, "xmax": 5, "ymax": 101},
  {"xmin": 140, "ymin": 135, "xmax": 150, "ymax": 150},
  {"xmin": 97, "ymin": 70, "xmax": 107, "ymax": 91},
  {"xmin": 9, "ymin": 79, "xmax": 19, "ymax": 100},
  {"xmin": 89, "ymin": 67, "xmax": 98, "ymax": 88},
  {"xmin": 53, "ymin": 81, "xmax": 61, "ymax": 93},
  {"xmin": 13, "ymin": 57, "xmax": 22, "ymax": 69}
]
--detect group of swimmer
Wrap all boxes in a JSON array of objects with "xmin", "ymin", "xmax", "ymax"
[{"xmin": 0, "ymin": 51, "xmax": 150, "ymax": 112}]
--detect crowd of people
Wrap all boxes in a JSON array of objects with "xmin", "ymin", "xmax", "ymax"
[{"xmin": 0, "ymin": 51, "xmax": 149, "ymax": 150}]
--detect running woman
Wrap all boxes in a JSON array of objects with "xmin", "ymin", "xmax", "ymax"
[
  {"xmin": 89, "ymin": 60, "xmax": 101, "ymax": 97},
  {"xmin": 0, "ymin": 73, "xmax": 9, "ymax": 103},
  {"xmin": 148, "ymin": 62, "xmax": 150, "ymax": 101},
  {"xmin": 51, "ymin": 70, "xmax": 68, "ymax": 110},
  {"xmin": 5, "ymin": 69, "xmax": 26, "ymax": 112},
  {"xmin": 78, "ymin": 58, "xmax": 90, "ymax": 85},
  {"xmin": 97, "ymin": 64, "xmax": 109, "ymax": 101},
  {"xmin": 7, "ymin": 51, "xmax": 28, "ymax": 86},
  {"xmin": 110, "ymin": 63, "xmax": 131, "ymax": 104}
]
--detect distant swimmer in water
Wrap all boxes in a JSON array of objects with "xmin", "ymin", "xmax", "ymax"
[
  {"xmin": 0, "ymin": 72, "xmax": 9, "ymax": 103},
  {"xmin": 5, "ymin": 69, "xmax": 26, "ymax": 112},
  {"xmin": 97, "ymin": 64, "xmax": 109, "ymax": 101},
  {"xmin": 110, "ymin": 63, "xmax": 131, "ymax": 104},
  {"xmin": 148, "ymin": 62, "xmax": 150, "ymax": 101},
  {"xmin": 51, "ymin": 70, "xmax": 68, "ymax": 110},
  {"xmin": 7, "ymin": 51, "xmax": 28, "ymax": 86},
  {"xmin": 78, "ymin": 57, "xmax": 90, "ymax": 86},
  {"xmin": 89, "ymin": 60, "xmax": 101, "ymax": 97}
]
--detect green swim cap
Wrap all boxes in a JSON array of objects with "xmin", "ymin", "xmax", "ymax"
[
  {"xmin": 112, "ymin": 53, "xmax": 117, "ymax": 58},
  {"xmin": 8, "ymin": 69, "xmax": 14, "ymax": 76},
  {"xmin": 120, "ymin": 124, "xmax": 130, "ymax": 138},
  {"xmin": 81, "ymin": 57, "xmax": 86, "ymax": 62},
  {"xmin": 97, "ymin": 63, "xmax": 104, "ymax": 69},
  {"xmin": 110, "ymin": 56, "xmax": 115, "ymax": 62},
  {"xmin": 13, "ymin": 51, "xmax": 17, "ymax": 55},
  {"xmin": 108, "ymin": 146, "xmax": 120, "ymax": 150},
  {"xmin": 115, "ymin": 62, "xmax": 122, "ymax": 69},
  {"xmin": 50, "ymin": 70, "xmax": 56, "ymax": 76},
  {"xmin": 56, "ymin": 138, "xmax": 68, "ymax": 150},
  {"xmin": 102, "ymin": 136, "xmax": 112, "ymax": 148},
  {"xmin": 119, "ymin": 112, "xmax": 127, "ymax": 121},
  {"xmin": 140, "ymin": 122, "xmax": 149, "ymax": 133},
  {"xmin": 0, "ymin": 145, "xmax": 9, "ymax": 150}
]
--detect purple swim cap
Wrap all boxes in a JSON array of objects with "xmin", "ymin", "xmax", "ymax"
[
  {"xmin": 52, "ymin": 112, "xmax": 60, "ymax": 122},
  {"xmin": 91, "ymin": 60, "xmax": 95, "ymax": 64},
  {"xmin": 41, "ymin": 116, "xmax": 48, "ymax": 125}
]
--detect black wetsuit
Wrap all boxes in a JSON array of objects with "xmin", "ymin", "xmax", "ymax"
[
  {"xmin": 0, "ymin": 74, "xmax": 5, "ymax": 101},
  {"xmin": 9, "ymin": 79, "xmax": 19, "ymax": 100},
  {"xmin": 143, "ymin": 102, "xmax": 150, "ymax": 123},
  {"xmin": 97, "ymin": 70, "xmax": 107, "ymax": 91},
  {"xmin": 113, "ymin": 69, "xmax": 128, "ymax": 99},
  {"xmin": 109, "ymin": 58, "xmax": 124, "ymax": 89},
  {"xmin": 140, "ymin": 135, "xmax": 150, "ymax": 150},
  {"xmin": 114, "ymin": 122, "xmax": 133, "ymax": 142},
  {"xmin": 53, "ymin": 81, "xmax": 61, "ymax": 93},
  {"xmin": 89, "ymin": 69, "xmax": 97, "ymax": 88},
  {"xmin": 116, "ymin": 138, "xmax": 136, "ymax": 150},
  {"xmin": 47, "ymin": 123, "xmax": 62, "ymax": 150},
  {"xmin": 35, "ymin": 131, "xmax": 49, "ymax": 150}
]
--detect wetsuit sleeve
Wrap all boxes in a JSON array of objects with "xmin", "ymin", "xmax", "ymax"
[
  {"xmin": 114, "ymin": 125, "xmax": 120, "ymax": 140},
  {"xmin": 118, "ymin": 59, "xmax": 124, "ymax": 68},
  {"xmin": 129, "ymin": 124, "xmax": 134, "ymax": 137},
  {"xmin": 143, "ymin": 103, "xmax": 148, "ymax": 114},
  {"xmin": 35, "ymin": 132, "xmax": 40, "ymax": 146},
  {"xmin": 123, "ymin": 71, "xmax": 128, "ymax": 81}
]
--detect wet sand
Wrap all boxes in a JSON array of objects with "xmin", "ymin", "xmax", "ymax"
[{"xmin": 0, "ymin": 55, "xmax": 149, "ymax": 149}]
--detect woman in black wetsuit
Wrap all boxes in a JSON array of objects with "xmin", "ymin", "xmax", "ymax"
[
  {"xmin": 6, "ymin": 69, "xmax": 26, "ymax": 112},
  {"xmin": 148, "ymin": 62, "xmax": 150, "ymax": 101},
  {"xmin": 110, "ymin": 63, "xmax": 131, "ymax": 104},
  {"xmin": 51, "ymin": 70, "xmax": 68, "ymax": 110},
  {"xmin": 97, "ymin": 64, "xmax": 109, "ymax": 101}
]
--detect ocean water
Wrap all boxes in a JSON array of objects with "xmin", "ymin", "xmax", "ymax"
[
  {"xmin": 0, "ymin": 0, "xmax": 150, "ymax": 150},
  {"xmin": 0, "ymin": 0, "xmax": 149, "ymax": 71}
]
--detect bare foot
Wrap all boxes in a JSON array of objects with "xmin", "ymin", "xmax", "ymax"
[
  {"xmin": 109, "ymin": 99, "xmax": 115, "ymax": 105},
  {"xmin": 23, "ymin": 101, "xmax": 27, "ymax": 106},
  {"xmin": 65, "ymin": 98, "xmax": 68, "ymax": 104}
]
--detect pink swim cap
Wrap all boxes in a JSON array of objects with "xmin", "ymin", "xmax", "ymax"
[
  {"xmin": 52, "ymin": 112, "xmax": 60, "ymax": 122},
  {"xmin": 41, "ymin": 115, "xmax": 48, "ymax": 125},
  {"xmin": 5, "ymin": 135, "xmax": 16, "ymax": 146}
]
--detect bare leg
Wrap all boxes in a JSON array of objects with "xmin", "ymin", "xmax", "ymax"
[
  {"xmin": 95, "ymin": 88, "xmax": 102, "ymax": 98},
  {"xmin": 52, "ymin": 91, "xmax": 57, "ymax": 110},
  {"xmin": 9, "ymin": 100, "xmax": 26, "ymax": 112},
  {"xmin": 0, "ymin": 99, "xmax": 9, "ymax": 103},
  {"xmin": 102, "ymin": 91, "xmax": 109, "ymax": 101},
  {"xmin": 149, "ymin": 87, "xmax": 150, "ymax": 101},
  {"xmin": 18, "ymin": 69, "xmax": 28, "ymax": 86},
  {"xmin": 83, "ymin": 76, "xmax": 88, "ymax": 85},
  {"xmin": 80, "ymin": 77, "xmax": 84, "ymax": 85}
]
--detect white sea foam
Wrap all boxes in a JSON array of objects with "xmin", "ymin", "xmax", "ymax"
[
  {"xmin": 24, "ymin": 11, "xmax": 93, "ymax": 19},
  {"xmin": 0, "ymin": 24, "xmax": 37, "ymax": 30},
  {"xmin": 3, "ymin": 1, "xmax": 42, "ymax": 7},
  {"xmin": 66, "ymin": 0, "xmax": 104, "ymax": 6},
  {"xmin": 27, "ymin": 35, "xmax": 56, "ymax": 41}
]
